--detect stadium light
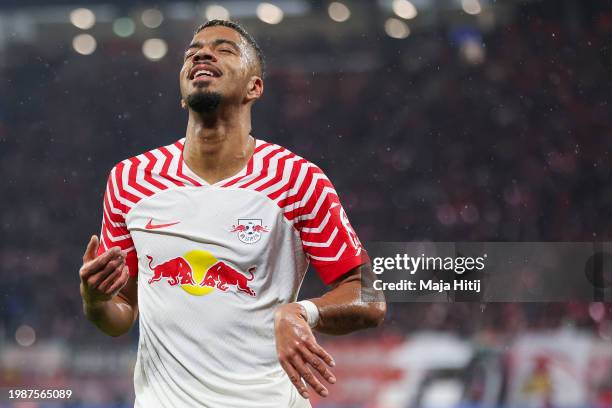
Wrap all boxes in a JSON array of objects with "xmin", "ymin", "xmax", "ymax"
[
  {"xmin": 141, "ymin": 8, "xmax": 164, "ymax": 29},
  {"xmin": 72, "ymin": 34, "xmax": 97, "ymax": 55},
  {"xmin": 15, "ymin": 324, "xmax": 36, "ymax": 347},
  {"xmin": 113, "ymin": 17, "xmax": 136, "ymax": 38},
  {"xmin": 328, "ymin": 2, "xmax": 351, "ymax": 23},
  {"xmin": 385, "ymin": 18, "xmax": 410, "ymax": 39},
  {"xmin": 392, "ymin": 0, "xmax": 417, "ymax": 20},
  {"xmin": 257, "ymin": 3, "xmax": 284, "ymax": 25},
  {"xmin": 462, "ymin": 0, "xmax": 482, "ymax": 15},
  {"xmin": 460, "ymin": 39, "xmax": 485, "ymax": 64},
  {"xmin": 206, "ymin": 4, "xmax": 230, "ymax": 21},
  {"xmin": 143, "ymin": 38, "xmax": 168, "ymax": 61},
  {"xmin": 69, "ymin": 8, "xmax": 96, "ymax": 30}
]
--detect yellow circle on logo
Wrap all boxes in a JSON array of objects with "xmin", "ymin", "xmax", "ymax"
[{"xmin": 180, "ymin": 249, "xmax": 217, "ymax": 296}]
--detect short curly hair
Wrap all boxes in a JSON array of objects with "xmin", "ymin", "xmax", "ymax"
[{"xmin": 194, "ymin": 19, "xmax": 266, "ymax": 78}]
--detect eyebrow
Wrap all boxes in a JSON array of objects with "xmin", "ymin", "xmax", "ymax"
[{"xmin": 185, "ymin": 39, "xmax": 241, "ymax": 55}]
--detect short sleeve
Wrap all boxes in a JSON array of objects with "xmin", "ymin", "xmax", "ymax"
[
  {"xmin": 97, "ymin": 166, "xmax": 138, "ymax": 277},
  {"xmin": 296, "ymin": 166, "xmax": 367, "ymax": 284}
]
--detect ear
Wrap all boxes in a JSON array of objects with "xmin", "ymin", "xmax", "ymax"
[
  {"xmin": 245, "ymin": 76, "xmax": 264, "ymax": 103},
  {"xmin": 180, "ymin": 98, "xmax": 187, "ymax": 109}
]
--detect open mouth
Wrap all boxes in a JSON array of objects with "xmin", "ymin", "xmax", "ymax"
[
  {"xmin": 190, "ymin": 65, "xmax": 222, "ymax": 81},
  {"xmin": 193, "ymin": 69, "xmax": 216, "ymax": 79}
]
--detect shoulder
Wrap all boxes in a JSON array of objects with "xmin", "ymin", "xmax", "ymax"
[
  {"xmin": 107, "ymin": 138, "xmax": 185, "ymax": 178},
  {"xmin": 255, "ymin": 140, "xmax": 330, "ymax": 181},
  {"xmin": 103, "ymin": 139, "xmax": 188, "ymax": 211},
  {"xmin": 251, "ymin": 140, "xmax": 336, "ymax": 210}
]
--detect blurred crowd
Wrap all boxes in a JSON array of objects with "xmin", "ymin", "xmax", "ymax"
[{"xmin": 1, "ymin": 1, "xmax": 612, "ymax": 347}]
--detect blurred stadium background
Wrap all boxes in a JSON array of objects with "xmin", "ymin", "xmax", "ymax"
[{"xmin": 1, "ymin": 0, "xmax": 612, "ymax": 407}]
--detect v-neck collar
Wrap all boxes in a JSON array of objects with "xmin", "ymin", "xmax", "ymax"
[{"xmin": 178, "ymin": 137, "xmax": 262, "ymax": 187}]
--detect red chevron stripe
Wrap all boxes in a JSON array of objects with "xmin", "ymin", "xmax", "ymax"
[
  {"xmin": 283, "ymin": 176, "xmax": 335, "ymax": 221},
  {"xmin": 143, "ymin": 151, "xmax": 169, "ymax": 191},
  {"xmin": 291, "ymin": 190, "xmax": 338, "ymax": 228},
  {"xmin": 300, "ymin": 216, "xmax": 337, "ymax": 242},
  {"xmin": 277, "ymin": 165, "xmax": 327, "ymax": 209},
  {"xmin": 305, "ymin": 236, "xmax": 346, "ymax": 258},
  {"xmin": 238, "ymin": 146, "xmax": 285, "ymax": 189},
  {"xmin": 102, "ymin": 205, "xmax": 128, "ymax": 237},
  {"xmin": 128, "ymin": 156, "xmax": 154, "ymax": 196},
  {"xmin": 103, "ymin": 183, "xmax": 124, "ymax": 224},
  {"xmin": 115, "ymin": 162, "xmax": 141, "ymax": 205},
  {"xmin": 101, "ymin": 226, "xmax": 132, "ymax": 250},
  {"xmin": 255, "ymin": 151, "xmax": 296, "ymax": 192},
  {"xmin": 267, "ymin": 157, "xmax": 308, "ymax": 200},
  {"xmin": 159, "ymin": 146, "xmax": 185, "ymax": 187}
]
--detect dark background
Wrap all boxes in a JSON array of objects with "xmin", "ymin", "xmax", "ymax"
[{"xmin": 1, "ymin": 0, "xmax": 612, "ymax": 407}]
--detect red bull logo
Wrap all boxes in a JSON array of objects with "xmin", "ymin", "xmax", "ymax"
[
  {"xmin": 147, "ymin": 256, "xmax": 196, "ymax": 286},
  {"xmin": 146, "ymin": 249, "xmax": 256, "ymax": 297},
  {"xmin": 202, "ymin": 263, "xmax": 256, "ymax": 297},
  {"xmin": 230, "ymin": 219, "xmax": 269, "ymax": 244}
]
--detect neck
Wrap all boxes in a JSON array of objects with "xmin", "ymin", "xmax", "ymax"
[{"xmin": 183, "ymin": 104, "xmax": 254, "ymax": 184}]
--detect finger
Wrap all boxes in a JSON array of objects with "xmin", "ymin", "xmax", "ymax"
[
  {"xmin": 106, "ymin": 266, "xmax": 130, "ymax": 296},
  {"xmin": 88, "ymin": 257, "xmax": 125, "ymax": 289},
  {"xmin": 82, "ymin": 235, "xmax": 99, "ymax": 263},
  {"xmin": 88, "ymin": 246, "xmax": 122, "ymax": 271},
  {"xmin": 290, "ymin": 353, "xmax": 328, "ymax": 398},
  {"xmin": 97, "ymin": 261, "xmax": 126, "ymax": 293},
  {"xmin": 81, "ymin": 248, "xmax": 120, "ymax": 281},
  {"xmin": 81, "ymin": 247, "xmax": 122, "ymax": 280},
  {"xmin": 90, "ymin": 256, "xmax": 125, "ymax": 289},
  {"xmin": 279, "ymin": 359, "xmax": 310, "ymax": 399},
  {"xmin": 305, "ymin": 340, "xmax": 335, "ymax": 368},
  {"xmin": 298, "ymin": 344, "xmax": 336, "ymax": 384}
]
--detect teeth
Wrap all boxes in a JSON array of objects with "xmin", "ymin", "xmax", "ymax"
[{"xmin": 194, "ymin": 69, "xmax": 214, "ymax": 78}]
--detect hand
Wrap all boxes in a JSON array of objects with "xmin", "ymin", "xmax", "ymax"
[
  {"xmin": 274, "ymin": 303, "xmax": 336, "ymax": 399},
  {"xmin": 79, "ymin": 235, "xmax": 129, "ymax": 306}
]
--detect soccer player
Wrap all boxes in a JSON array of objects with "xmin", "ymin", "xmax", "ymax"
[{"xmin": 79, "ymin": 20, "xmax": 385, "ymax": 408}]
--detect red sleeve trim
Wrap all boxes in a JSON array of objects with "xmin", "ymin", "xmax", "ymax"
[
  {"xmin": 314, "ymin": 250, "xmax": 370, "ymax": 285},
  {"xmin": 126, "ymin": 251, "xmax": 138, "ymax": 277}
]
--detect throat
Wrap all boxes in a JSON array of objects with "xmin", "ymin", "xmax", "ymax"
[{"xmin": 183, "ymin": 135, "xmax": 255, "ymax": 185}]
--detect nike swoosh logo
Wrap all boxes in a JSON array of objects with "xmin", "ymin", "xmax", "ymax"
[{"xmin": 145, "ymin": 219, "xmax": 180, "ymax": 230}]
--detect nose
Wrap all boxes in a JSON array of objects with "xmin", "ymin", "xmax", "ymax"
[{"xmin": 193, "ymin": 46, "xmax": 217, "ymax": 63}]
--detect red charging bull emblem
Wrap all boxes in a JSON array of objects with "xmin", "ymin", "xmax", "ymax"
[
  {"xmin": 203, "ymin": 263, "xmax": 256, "ymax": 297},
  {"xmin": 147, "ymin": 256, "xmax": 196, "ymax": 286},
  {"xmin": 230, "ymin": 219, "xmax": 269, "ymax": 244},
  {"xmin": 146, "ymin": 250, "xmax": 256, "ymax": 297}
]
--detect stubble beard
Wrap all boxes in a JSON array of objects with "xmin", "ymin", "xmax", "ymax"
[{"xmin": 186, "ymin": 90, "xmax": 223, "ymax": 114}]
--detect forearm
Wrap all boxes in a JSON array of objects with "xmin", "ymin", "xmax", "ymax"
[
  {"xmin": 82, "ymin": 293, "xmax": 137, "ymax": 337},
  {"xmin": 310, "ymin": 264, "xmax": 386, "ymax": 335}
]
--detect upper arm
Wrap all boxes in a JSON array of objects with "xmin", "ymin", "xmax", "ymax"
[
  {"xmin": 99, "ymin": 165, "xmax": 140, "ymax": 321},
  {"xmin": 98, "ymin": 165, "xmax": 138, "ymax": 276},
  {"xmin": 295, "ymin": 165, "xmax": 367, "ymax": 284}
]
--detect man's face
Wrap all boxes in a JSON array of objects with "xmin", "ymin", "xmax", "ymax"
[{"xmin": 179, "ymin": 26, "xmax": 258, "ymax": 109}]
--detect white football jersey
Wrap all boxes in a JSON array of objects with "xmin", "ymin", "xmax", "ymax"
[{"xmin": 97, "ymin": 137, "xmax": 366, "ymax": 408}]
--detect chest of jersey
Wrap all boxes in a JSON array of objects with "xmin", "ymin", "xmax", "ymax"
[{"xmin": 126, "ymin": 186, "xmax": 297, "ymax": 298}]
